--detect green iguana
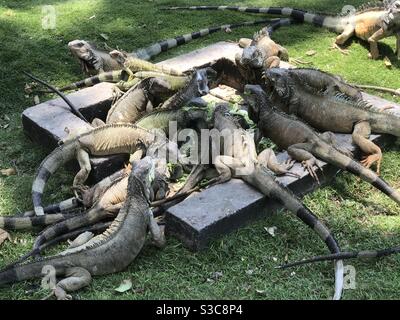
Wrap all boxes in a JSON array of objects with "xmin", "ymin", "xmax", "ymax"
[
  {"xmin": 263, "ymin": 67, "xmax": 400, "ymax": 174},
  {"xmin": 164, "ymin": 1, "xmax": 400, "ymax": 59},
  {"xmin": 68, "ymin": 19, "xmax": 276, "ymax": 75},
  {"xmin": 31, "ymin": 123, "xmax": 176, "ymax": 216},
  {"xmin": 0, "ymin": 157, "xmax": 165, "ymax": 300},
  {"xmin": 244, "ymin": 84, "xmax": 400, "ymax": 206},
  {"xmin": 207, "ymin": 104, "xmax": 344, "ymax": 300}
]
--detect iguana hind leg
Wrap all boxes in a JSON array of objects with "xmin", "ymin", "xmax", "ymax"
[
  {"xmin": 148, "ymin": 210, "xmax": 166, "ymax": 248},
  {"xmin": 332, "ymin": 25, "xmax": 354, "ymax": 55},
  {"xmin": 287, "ymin": 143, "xmax": 322, "ymax": 184},
  {"xmin": 320, "ymin": 132, "xmax": 353, "ymax": 158},
  {"xmin": 352, "ymin": 121, "xmax": 382, "ymax": 174},
  {"xmin": 73, "ymin": 149, "xmax": 92, "ymax": 199},
  {"xmin": 367, "ymin": 28, "xmax": 386, "ymax": 60},
  {"xmin": 53, "ymin": 267, "xmax": 92, "ymax": 300},
  {"xmin": 239, "ymin": 38, "xmax": 252, "ymax": 48}
]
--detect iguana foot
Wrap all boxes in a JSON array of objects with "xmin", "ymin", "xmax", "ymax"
[
  {"xmin": 302, "ymin": 159, "xmax": 322, "ymax": 184},
  {"xmin": 54, "ymin": 286, "xmax": 73, "ymax": 300},
  {"xmin": 330, "ymin": 43, "xmax": 349, "ymax": 55},
  {"xmin": 360, "ymin": 153, "xmax": 382, "ymax": 175}
]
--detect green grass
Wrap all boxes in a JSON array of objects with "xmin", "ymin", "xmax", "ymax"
[{"xmin": 1, "ymin": 0, "xmax": 400, "ymax": 300}]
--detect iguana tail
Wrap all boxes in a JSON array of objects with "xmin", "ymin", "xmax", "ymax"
[
  {"xmin": 162, "ymin": 6, "xmax": 345, "ymax": 32},
  {"xmin": 32, "ymin": 142, "xmax": 78, "ymax": 216},
  {"xmin": 0, "ymin": 201, "xmax": 80, "ymax": 231},
  {"xmin": 32, "ymin": 205, "xmax": 108, "ymax": 252},
  {"xmin": 21, "ymin": 197, "xmax": 80, "ymax": 217},
  {"xmin": 314, "ymin": 143, "xmax": 400, "ymax": 205},
  {"xmin": 58, "ymin": 70, "xmax": 129, "ymax": 92},
  {"xmin": 133, "ymin": 18, "xmax": 282, "ymax": 60},
  {"xmin": 279, "ymin": 246, "xmax": 400, "ymax": 269},
  {"xmin": 250, "ymin": 165, "xmax": 344, "ymax": 300}
]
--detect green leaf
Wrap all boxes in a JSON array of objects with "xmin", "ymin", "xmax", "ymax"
[{"xmin": 114, "ymin": 279, "xmax": 132, "ymax": 293}]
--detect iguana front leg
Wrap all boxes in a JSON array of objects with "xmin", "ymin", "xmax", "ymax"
[
  {"xmin": 53, "ymin": 267, "xmax": 92, "ymax": 300},
  {"xmin": 147, "ymin": 210, "xmax": 166, "ymax": 248},
  {"xmin": 257, "ymin": 148, "xmax": 297, "ymax": 177},
  {"xmin": 367, "ymin": 28, "xmax": 387, "ymax": 60},
  {"xmin": 287, "ymin": 143, "xmax": 322, "ymax": 184},
  {"xmin": 352, "ymin": 121, "xmax": 382, "ymax": 174}
]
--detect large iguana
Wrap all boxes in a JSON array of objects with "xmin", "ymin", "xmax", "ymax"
[
  {"xmin": 164, "ymin": 1, "xmax": 400, "ymax": 59},
  {"xmin": 31, "ymin": 123, "xmax": 177, "ymax": 216},
  {"xmin": 68, "ymin": 19, "xmax": 276, "ymax": 75},
  {"xmin": 206, "ymin": 104, "xmax": 344, "ymax": 300},
  {"xmin": 244, "ymin": 84, "xmax": 400, "ymax": 205},
  {"xmin": 263, "ymin": 67, "xmax": 400, "ymax": 174},
  {"xmin": 0, "ymin": 157, "xmax": 165, "ymax": 300}
]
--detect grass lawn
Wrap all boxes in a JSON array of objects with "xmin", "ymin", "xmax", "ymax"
[{"xmin": 1, "ymin": 0, "xmax": 400, "ymax": 300}]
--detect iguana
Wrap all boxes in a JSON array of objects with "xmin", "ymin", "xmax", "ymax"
[
  {"xmin": 31, "ymin": 123, "xmax": 175, "ymax": 216},
  {"xmin": 265, "ymin": 67, "xmax": 362, "ymax": 100},
  {"xmin": 263, "ymin": 67, "xmax": 400, "ymax": 174},
  {"xmin": 1, "ymin": 167, "xmax": 131, "ymax": 230},
  {"xmin": 0, "ymin": 156, "xmax": 165, "ymax": 300},
  {"xmin": 244, "ymin": 84, "xmax": 400, "ymax": 205},
  {"xmin": 160, "ymin": 68, "xmax": 217, "ymax": 110},
  {"xmin": 164, "ymin": 1, "xmax": 400, "ymax": 59},
  {"xmin": 68, "ymin": 19, "xmax": 276, "ymax": 75},
  {"xmin": 206, "ymin": 104, "xmax": 344, "ymax": 300},
  {"xmin": 236, "ymin": 18, "xmax": 292, "ymax": 71}
]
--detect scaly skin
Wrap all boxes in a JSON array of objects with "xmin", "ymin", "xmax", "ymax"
[
  {"xmin": 268, "ymin": 68, "xmax": 362, "ymax": 99},
  {"xmin": 68, "ymin": 19, "xmax": 277, "ymax": 75},
  {"xmin": 0, "ymin": 157, "xmax": 165, "ymax": 300},
  {"xmin": 164, "ymin": 2, "xmax": 400, "ymax": 59},
  {"xmin": 245, "ymin": 85, "xmax": 400, "ymax": 206},
  {"xmin": 31, "ymin": 123, "xmax": 158, "ymax": 216},
  {"xmin": 264, "ymin": 67, "xmax": 400, "ymax": 173},
  {"xmin": 208, "ymin": 104, "xmax": 344, "ymax": 300},
  {"xmin": 160, "ymin": 68, "xmax": 216, "ymax": 110}
]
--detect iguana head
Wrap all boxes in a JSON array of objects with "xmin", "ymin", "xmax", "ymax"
[
  {"xmin": 193, "ymin": 67, "xmax": 217, "ymax": 96},
  {"xmin": 387, "ymin": 1, "xmax": 400, "ymax": 24},
  {"xmin": 243, "ymin": 84, "xmax": 268, "ymax": 123},
  {"xmin": 130, "ymin": 156, "xmax": 155, "ymax": 201},
  {"xmin": 262, "ymin": 68, "xmax": 292, "ymax": 99},
  {"xmin": 68, "ymin": 40, "xmax": 100, "ymax": 74},
  {"xmin": 240, "ymin": 46, "xmax": 264, "ymax": 69}
]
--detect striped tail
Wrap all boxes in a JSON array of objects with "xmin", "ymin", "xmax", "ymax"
[
  {"xmin": 33, "ymin": 206, "xmax": 107, "ymax": 251},
  {"xmin": 32, "ymin": 143, "xmax": 77, "ymax": 216},
  {"xmin": 316, "ymin": 145, "xmax": 400, "ymax": 206},
  {"xmin": 279, "ymin": 247, "xmax": 400, "ymax": 269},
  {"xmin": 162, "ymin": 6, "xmax": 344, "ymax": 32},
  {"xmin": 0, "ymin": 211, "xmax": 78, "ymax": 231},
  {"xmin": 132, "ymin": 18, "xmax": 281, "ymax": 61},
  {"xmin": 59, "ymin": 70, "xmax": 128, "ymax": 92}
]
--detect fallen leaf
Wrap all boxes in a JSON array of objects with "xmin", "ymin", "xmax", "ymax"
[
  {"xmin": 100, "ymin": 33, "xmax": 109, "ymax": 41},
  {"xmin": 224, "ymin": 27, "xmax": 232, "ymax": 33},
  {"xmin": 1, "ymin": 168, "xmax": 16, "ymax": 176},
  {"xmin": 245, "ymin": 269, "xmax": 254, "ymax": 276},
  {"xmin": 3, "ymin": 115, "xmax": 10, "ymax": 122},
  {"xmin": 34, "ymin": 95, "xmax": 40, "ymax": 105},
  {"xmin": 384, "ymin": 56, "xmax": 392, "ymax": 69},
  {"xmin": 115, "ymin": 279, "xmax": 132, "ymax": 293},
  {"xmin": 89, "ymin": 15, "xmax": 96, "ymax": 20},
  {"xmin": 305, "ymin": 50, "xmax": 317, "ymax": 56},
  {"xmin": 255, "ymin": 289, "xmax": 265, "ymax": 294},
  {"xmin": 290, "ymin": 271, "xmax": 296, "ymax": 276},
  {"xmin": 0, "ymin": 228, "xmax": 11, "ymax": 246},
  {"xmin": 272, "ymin": 257, "xmax": 278, "ymax": 262},
  {"xmin": 264, "ymin": 226, "xmax": 277, "ymax": 237}
]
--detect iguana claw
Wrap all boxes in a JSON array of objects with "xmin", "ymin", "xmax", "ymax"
[
  {"xmin": 360, "ymin": 154, "xmax": 382, "ymax": 175},
  {"xmin": 302, "ymin": 159, "xmax": 321, "ymax": 185}
]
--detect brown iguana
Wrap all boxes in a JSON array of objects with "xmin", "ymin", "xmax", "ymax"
[
  {"xmin": 68, "ymin": 19, "xmax": 276, "ymax": 75},
  {"xmin": 31, "ymin": 123, "xmax": 175, "ymax": 216},
  {"xmin": 244, "ymin": 84, "xmax": 400, "ymax": 206},
  {"xmin": 0, "ymin": 157, "xmax": 165, "ymax": 300},
  {"xmin": 263, "ymin": 67, "xmax": 400, "ymax": 174},
  {"xmin": 164, "ymin": 1, "xmax": 400, "ymax": 59},
  {"xmin": 206, "ymin": 104, "xmax": 344, "ymax": 300},
  {"xmin": 265, "ymin": 67, "xmax": 362, "ymax": 100}
]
